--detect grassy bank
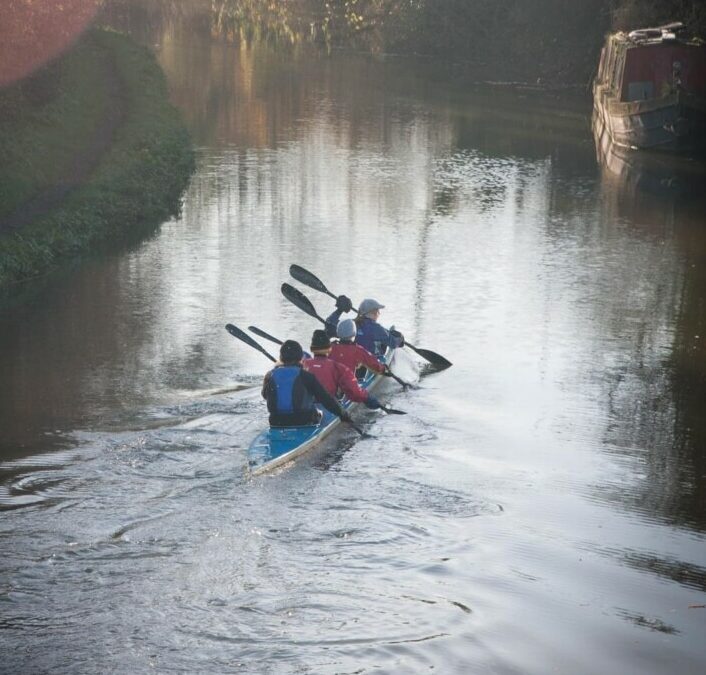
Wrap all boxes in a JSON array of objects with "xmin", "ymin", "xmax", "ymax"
[{"xmin": 0, "ymin": 28, "xmax": 194, "ymax": 290}]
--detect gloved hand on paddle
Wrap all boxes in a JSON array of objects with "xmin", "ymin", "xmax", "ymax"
[
  {"xmin": 365, "ymin": 395, "xmax": 382, "ymax": 410},
  {"xmin": 389, "ymin": 328, "xmax": 405, "ymax": 347},
  {"xmin": 335, "ymin": 294, "xmax": 353, "ymax": 313}
]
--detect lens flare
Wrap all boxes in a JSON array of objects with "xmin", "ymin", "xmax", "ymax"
[{"xmin": 0, "ymin": 0, "xmax": 100, "ymax": 88}]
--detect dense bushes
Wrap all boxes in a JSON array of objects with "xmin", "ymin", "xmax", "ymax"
[{"xmin": 610, "ymin": 0, "xmax": 706, "ymax": 33}]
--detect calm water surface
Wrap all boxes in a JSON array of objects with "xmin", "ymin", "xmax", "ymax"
[{"xmin": 1, "ymin": 25, "xmax": 705, "ymax": 674}]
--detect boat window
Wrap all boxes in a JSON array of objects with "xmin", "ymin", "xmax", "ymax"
[
  {"xmin": 627, "ymin": 81, "xmax": 654, "ymax": 100},
  {"xmin": 612, "ymin": 49, "xmax": 626, "ymax": 95},
  {"xmin": 606, "ymin": 43, "xmax": 616, "ymax": 87}
]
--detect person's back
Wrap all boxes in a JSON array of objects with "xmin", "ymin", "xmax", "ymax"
[
  {"xmin": 263, "ymin": 363, "xmax": 319, "ymax": 427},
  {"xmin": 262, "ymin": 340, "xmax": 348, "ymax": 427},
  {"xmin": 329, "ymin": 318, "xmax": 385, "ymax": 376},
  {"xmin": 302, "ymin": 330, "xmax": 382, "ymax": 408}
]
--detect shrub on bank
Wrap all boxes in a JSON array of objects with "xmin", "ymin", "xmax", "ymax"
[
  {"xmin": 206, "ymin": 0, "xmax": 705, "ymax": 85},
  {"xmin": 0, "ymin": 28, "xmax": 195, "ymax": 290}
]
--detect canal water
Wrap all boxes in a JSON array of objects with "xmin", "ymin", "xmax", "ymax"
[{"xmin": 1, "ymin": 20, "xmax": 706, "ymax": 675}]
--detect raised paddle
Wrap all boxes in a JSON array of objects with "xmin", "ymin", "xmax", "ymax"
[
  {"xmin": 290, "ymin": 264, "xmax": 339, "ymax": 302},
  {"xmin": 281, "ymin": 282, "xmax": 327, "ymax": 324},
  {"xmin": 288, "ymin": 264, "xmax": 452, "ymax": 370},
  {"xmin": 226, "ymin": 323, "xmax": 276, "ymax": 362},
  {"xmin": 248, "ymin": 325, "xmax": 283, "ymax": 345}
]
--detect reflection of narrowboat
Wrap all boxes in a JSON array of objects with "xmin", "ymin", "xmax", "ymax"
[
  {"xmin": 594, "ymin": 115, "xmax": 706, "ymax": 196},
  {"xmin": 592, "ymin": 22, "xmax": 706, "ymax": 153}
]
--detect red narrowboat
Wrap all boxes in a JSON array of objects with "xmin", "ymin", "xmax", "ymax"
[{"xmin": 592, "ymin": 22, "xmax": 706, "ymax": 153}]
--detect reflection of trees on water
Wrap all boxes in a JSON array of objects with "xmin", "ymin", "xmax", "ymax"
[
  {"xmin": 669, "ymin": 204, "xmax": 706, "ymax": 527},
  {"xmin": 592, "ymin": 177, "xmax": 706, "ymax": 530},
  {"xmin": 100, "ymin": 0, "xmax": 407, "ymax": 50},
  {"xmin": 210, "ymin": 0, "xmax": 409, "ymax": 50},
  {"xmin": 97, "ymin": 0, "xmax": 212, "ymax": 44},
  {"xmin": 0, "ymin": 251, "xmax": 162, "ymax": 457}
]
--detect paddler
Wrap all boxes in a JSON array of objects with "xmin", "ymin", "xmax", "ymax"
[
  {"xmin": 262, "ymin": 340, "xmax": 352, "ymax": 427},
  {"xmin": 302, "ymin": 330, "xmax": 382, "ymax": 409},
  {"xmin": 354, "ymin": 298, "xmax": 404, "ymax": 357},
  {"xmin": 330, "ymin": 318, "xmax": 390, "ymax": 378},
  {"xmin": 324, "ymin": 295, "xmax": 404, "ymax": 358}
]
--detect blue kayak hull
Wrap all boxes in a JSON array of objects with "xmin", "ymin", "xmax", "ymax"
[{"xmin": 247, "ymin": 349, "xmax": 395, "ymax": 475}]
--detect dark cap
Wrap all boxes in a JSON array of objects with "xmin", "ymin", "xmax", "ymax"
[
  {"xmin": 310, "ymin": 329, "xmax": 331, "ymax": 352},
  {"xmin": 279, "ymin": 340, "xmax": 304, "ymax": 363}
]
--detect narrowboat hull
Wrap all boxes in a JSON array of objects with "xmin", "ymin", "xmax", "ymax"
[
  {"xmin": 247, "ymin": 348, "xmax": 396, "ymax": 475},
  {"xmin": 593, "ymin": 87, "xmax": 706, "ymax": 152}
]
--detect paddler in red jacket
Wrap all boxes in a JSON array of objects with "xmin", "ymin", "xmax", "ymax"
[
  {"xmin": 303, "ymin": 330, "xmax": 382, "ymax": 409},
  {"xmin": 330, "ymin": 318, "xmax": 390, "ymax": 378}
]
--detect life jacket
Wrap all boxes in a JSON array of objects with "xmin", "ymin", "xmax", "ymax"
[{"xmin": 267, "ymin": 365, "xmax": 315, "ymax": 420}]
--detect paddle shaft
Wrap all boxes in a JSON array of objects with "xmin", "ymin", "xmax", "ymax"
[
  {"xmin": 248, "ymin": 326, "xmax": 283, "ymax": 345},
  {"xmin": 383, "ymin": 367, "xmax": 414, "ymax": 390},
  {"xmin": 225, "ymin": 324, "xmax": 277, "ymax": 362}
]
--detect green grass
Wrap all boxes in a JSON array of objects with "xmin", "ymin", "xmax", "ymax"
[{"xmin": 0, "ymin": 29, "xmax": 195, "ymax": 290}]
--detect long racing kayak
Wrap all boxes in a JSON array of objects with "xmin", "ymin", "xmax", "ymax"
[{"xmin": 247, "ymin": 347, "xmax": 396, "ymax": 475}]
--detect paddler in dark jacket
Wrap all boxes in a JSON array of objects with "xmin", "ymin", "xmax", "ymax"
[
  {"xmin": 303, "ymin": 330, "xmax": 382, "ymax": 409},
  {"xmin": 325, "ymin": 295, "xmax": 404, "ymax": 357},
  {"xmin": 262, "ymin": 340, "xmax": 351, "ymax": 427},
  {"xmin": 354, "ymin": 298, "xmax": 404, "ymax": 356}
]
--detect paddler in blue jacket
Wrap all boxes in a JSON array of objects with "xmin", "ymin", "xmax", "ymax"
[
  {"xmin": 355, "ymin": 298, "xmax": 404, "ymax": 356},
  {"xmin": 325, "ymin": 296, "xmax": 404, "ymax": 357},
  {"xmin": 261, "ymin": 339, "xmax": 352, "ymax": 428}
]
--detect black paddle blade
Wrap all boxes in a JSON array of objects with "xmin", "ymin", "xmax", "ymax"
[
  {"xmin": 289, "ymin": 264, "xmax": 335, "ymax": 298},
  {"xmin": 281, "ymin": 283, "xmax": 326, "ymax": 324},
  {"xmin": 225, "ymin": 324, "xmax": 277, "ymax": 362},
  {"xmin": 248, "ymin": 326, "xmax": 284, "ymax": 346},
  {"xmin": 406, "ymin": 343, "xmax": 452, "ymax": 370},
  {"xmin": 380, "ymin": 405, "xmax": 407, "ymax": 415}
]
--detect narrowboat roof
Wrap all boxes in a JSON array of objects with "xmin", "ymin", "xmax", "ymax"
[{"xmin": 610, "ymin": 22, "xmax": 705, "ymax": 48}]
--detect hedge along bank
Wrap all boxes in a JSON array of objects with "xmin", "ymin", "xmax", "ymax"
[{"xmin": 0, "ymin": 28, "xmax": 195, "ymax": 291}]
